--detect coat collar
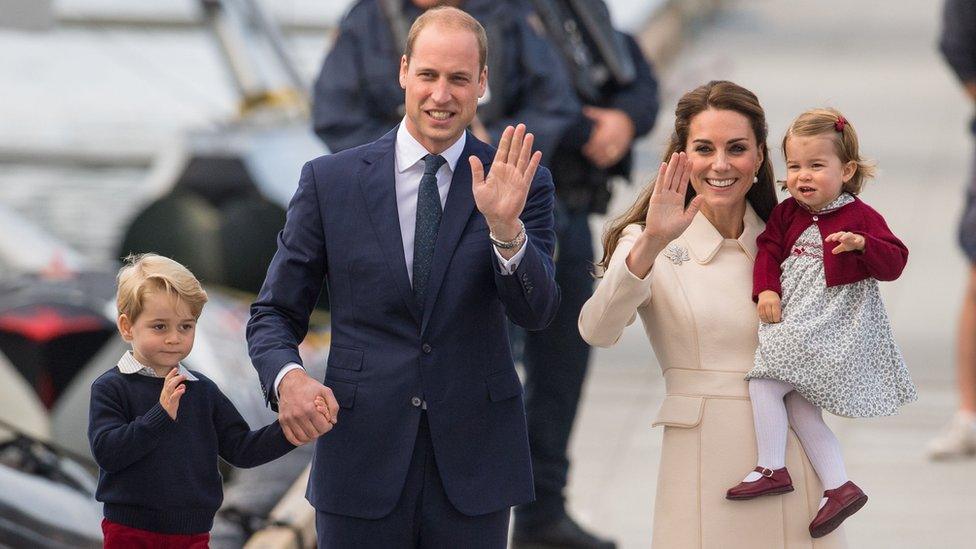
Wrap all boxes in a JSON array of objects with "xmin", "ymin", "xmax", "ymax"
[
  {"xmin": 683, "ymin": 203, "xmax": 763, "ymax": 264},
  {"xmin": 359, "ymin": 127, "xmax": 421, "ymax": 325}
]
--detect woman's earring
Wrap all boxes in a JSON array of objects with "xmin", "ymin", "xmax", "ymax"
[{"xmin": 753, "ymin": 175, "xmax": 758, "ymax": 184}]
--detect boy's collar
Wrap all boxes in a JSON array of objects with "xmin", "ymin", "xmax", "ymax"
[{"xmin": 117, "ymin": 351, "xmax": 198, "ymax": 381}]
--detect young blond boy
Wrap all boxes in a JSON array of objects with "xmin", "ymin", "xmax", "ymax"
[{"xmin": 89, "ymin": 254, "xmax": 310, "ymax": 547}]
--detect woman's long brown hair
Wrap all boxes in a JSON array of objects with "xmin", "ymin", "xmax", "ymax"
[{"xmin": 596, "ymin": 80, "xmax": 779, "ymax": 274}]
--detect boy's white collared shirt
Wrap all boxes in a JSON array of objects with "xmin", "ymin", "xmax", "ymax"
[{"xmin": 117, "ymin": 350, "xmax": 198, "ymax": 381}]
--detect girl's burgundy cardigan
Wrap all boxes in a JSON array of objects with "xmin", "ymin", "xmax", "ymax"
[{"xmin": 753, "ymin": 195, "xmax": 908, "ymax": 301}]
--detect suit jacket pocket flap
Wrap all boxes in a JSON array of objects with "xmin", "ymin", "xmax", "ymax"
[
  {"xmin": 487, "ymin": 369, "xmax": 523, "ymax": 402},
  {"xmin": 328, "ymin": 379, "xmax": 357, "ymax": 409},
  {"xmin": 327, "ymin": 345, "xmax": 364, "ymax": 371},
  {"xmin": 651, "ymin": 395, "xmax": 704, "ymax": 428}
]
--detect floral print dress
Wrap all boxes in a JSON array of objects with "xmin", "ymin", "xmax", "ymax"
[{"xmin": 746, "ymin": 193, "xmax": 918, "ymax": 418}]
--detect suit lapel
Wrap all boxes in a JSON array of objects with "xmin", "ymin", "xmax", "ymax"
[
  {"xmin": 421, "ymin": 136, "xmax": 485, "ymax": 333},
  {"xmin": 359, "ymin": 130, "xmax": 422, "ymax": 326}
]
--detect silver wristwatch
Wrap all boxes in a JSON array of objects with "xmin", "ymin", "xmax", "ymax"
[{"xmin": 489, "ymin": 220, "xmax": 526, "ymax": 250}]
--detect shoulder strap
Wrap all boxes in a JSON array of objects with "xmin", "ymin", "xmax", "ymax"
[
  {"xmin": 567, "ymin": 0, "xmax": 635, "ymax": 86},
  {"xmin": 377, "ymin": 0, "xmax": 410, "ymax": 61}
]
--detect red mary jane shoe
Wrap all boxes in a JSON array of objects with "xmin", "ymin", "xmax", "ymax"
[
  {"xmin": 726, "ymin": 466, "xmax": 794, "ymax": 500},
  {"xmin": 809, "ymin": 480, "xmax": 868, "ymax": 538}
]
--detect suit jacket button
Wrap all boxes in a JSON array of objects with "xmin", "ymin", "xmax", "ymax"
[
  {"xmin": 422, "ymin": 343, "xmax": 432, "ymax": 354},
  {"xmin": 411, "ymin": 396, "xmax": 423, "ymax": 407}
]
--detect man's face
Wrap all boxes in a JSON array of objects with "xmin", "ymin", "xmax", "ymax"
[{"xmin": 399, "ymin": 23, "xmax": 486, "ymax": 154}]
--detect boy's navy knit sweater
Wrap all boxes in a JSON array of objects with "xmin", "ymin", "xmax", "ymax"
[{"xmin": 88, "ymin": 366, "xmax": 296, "ymax": 534}]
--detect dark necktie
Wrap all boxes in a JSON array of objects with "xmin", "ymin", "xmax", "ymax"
[{"xmin": 412, "ymin": 154, "xmax": 446, "ymax": 303}]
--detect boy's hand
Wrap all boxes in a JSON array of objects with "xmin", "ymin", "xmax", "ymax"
[
  {"xmin": 313, "ymin": 397, "xmax": 336, "ymax": 438},
  {"xmin": 825, "ymin": 231, "xmax": 865, "ymax": 254},
  {"xmin": 757, "ymin": 290, "xmax": 782, "ymax": 324},
  {"xmin": 159, "ymin": 368, "xmax": 186, "ymax": 420}
]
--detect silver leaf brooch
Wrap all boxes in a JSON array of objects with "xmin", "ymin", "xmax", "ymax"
[{"xmin": 663, "ymin": 244, "xmax": 689, "ymax": 266}]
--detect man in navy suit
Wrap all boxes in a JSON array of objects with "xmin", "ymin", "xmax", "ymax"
[{"xmin": 246, "ymin": 6, "xmax": 559, "ymax": 547}]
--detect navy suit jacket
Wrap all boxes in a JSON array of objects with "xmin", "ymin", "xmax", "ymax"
[{"xmin": 246, "ymin": 127, "xmax": 559, "ymax": 518}]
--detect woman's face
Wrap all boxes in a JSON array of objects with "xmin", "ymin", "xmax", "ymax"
[{"xmin": 685, "ymin": 108, "xmax": 763, "ymax": 214}]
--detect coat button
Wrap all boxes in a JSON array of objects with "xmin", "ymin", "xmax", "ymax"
[
  {"xmin": 422, "ymin": 343, "xmax": 432, "ymax": 354},
  {"xmin": 812, "ymin": 215, "xmax": 819, "ymax": 221},
  {"xmin": 411, "ymin": 396, "xmax": 423, "ymax": 407}
]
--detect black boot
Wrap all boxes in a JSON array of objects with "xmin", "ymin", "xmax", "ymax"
[{"xmin": 512, "ymin": 514, "xmax": 617, "ymax": 549}]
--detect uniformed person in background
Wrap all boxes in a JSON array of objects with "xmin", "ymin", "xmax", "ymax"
[
  {"xmin": 313, "ymin": 0, "xmax": 578, "ymax": 161},
  {"xmin": 512, "ymin": 2, "xmax": 659, "ymax": 548},
  {"xmin": 928, "ymin": 0, "xmax": 976, "ymax": 461}
]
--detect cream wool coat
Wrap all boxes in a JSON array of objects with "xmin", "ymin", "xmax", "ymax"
[{"xmin": 579, "ymin": 206, "xmax": 847, "ymax": 548}]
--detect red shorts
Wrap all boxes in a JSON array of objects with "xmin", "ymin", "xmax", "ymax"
[{"xmin": 101, "ymin": 518, "xmax": 210, "ymax": 549}]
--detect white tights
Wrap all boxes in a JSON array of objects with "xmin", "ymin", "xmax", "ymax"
[{"xmin": 745, "ymin": 378, "xmax": 848, "ymax": 491}]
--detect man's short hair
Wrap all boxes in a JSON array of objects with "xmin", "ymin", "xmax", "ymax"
[
  {"xmin": 116, "ymin": 253, "xmax": 208, "ymax": 321},
  {"xmin": 404, "ymin": 6, "xmax": 488, "ymax": 72}
]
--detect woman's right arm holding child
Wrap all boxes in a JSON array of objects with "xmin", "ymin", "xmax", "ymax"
[
  {"xmin": 579, "ymin": 153, "xmax": 703, "ymax": 346},
  {"xmin": 88, "ymin": 376, "xmax": 180, "ymax": 473}
]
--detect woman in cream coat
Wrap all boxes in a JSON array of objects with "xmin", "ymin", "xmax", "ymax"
[{"xmin": 579, "ymin": 81, "xmax": 847, "ymax": 548}]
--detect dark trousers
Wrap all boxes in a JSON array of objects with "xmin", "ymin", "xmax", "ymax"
[
  {"xmin": 315, "ymin": 414, "xmax": 510, "ymax": 548},
  {"xmin": 515, "ymin": 208, "xmax": 594, "ymax": 526}
]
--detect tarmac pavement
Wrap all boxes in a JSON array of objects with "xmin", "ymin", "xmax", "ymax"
[{"xmin": 564, "ymin": 1, "xmax": 976, "ymax": 547}]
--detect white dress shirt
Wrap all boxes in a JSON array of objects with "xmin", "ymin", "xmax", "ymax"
[{"xmin": 274, "ymin": 122, "xmax": 527, "ymax": 397}]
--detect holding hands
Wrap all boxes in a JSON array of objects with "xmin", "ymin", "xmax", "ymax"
[
  {"xmin": 825, "ymin": 231, "xmax": 865, "ymax": 254},
  {"xmin": 159, "ymin": 368, "xmax": 186, "ymax": 420},
  {"xmin": 277, "ymin": 369, "xmax": 340, "ymax": 446},
  {"xmin": 470, "ymin": 124, "xmax": 542, "ymax": 249}
]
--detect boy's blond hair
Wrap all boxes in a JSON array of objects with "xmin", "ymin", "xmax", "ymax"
[
  {"xmin": 116, "ymin": 253, "xmax": 208, "ymax": 321},
  {"xmin": 782, "ymin": 107, "xmax": 876, "ymax": 195}
]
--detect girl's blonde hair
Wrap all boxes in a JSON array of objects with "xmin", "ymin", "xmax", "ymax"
[
  {"xmin": 783, "ymin": 108, "xmax": 875, "ymax": 194},
  {"xmin": 116, "ymin": 253, "xmax": 208, "ymax": 321}
]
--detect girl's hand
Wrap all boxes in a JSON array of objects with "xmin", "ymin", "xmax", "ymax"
[
  {"xmin": 757, "ymin": 290, "xmax": 782, "ymax": 323},
  {"xmin": 159, "ymin": 368, "xmax": 186, "ymax": 420},
  {"xmin": 642, "ymin": 152, "xmax": 704, "ymax": 243},
  {"xmin": 825, "ymin": 231, "xmax": 865, "ymax": 254}
]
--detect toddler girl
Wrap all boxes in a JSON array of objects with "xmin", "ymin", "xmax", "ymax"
[{"xmin": 725, "ymin": 108, "xmax": 917, "ymax": 538}]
